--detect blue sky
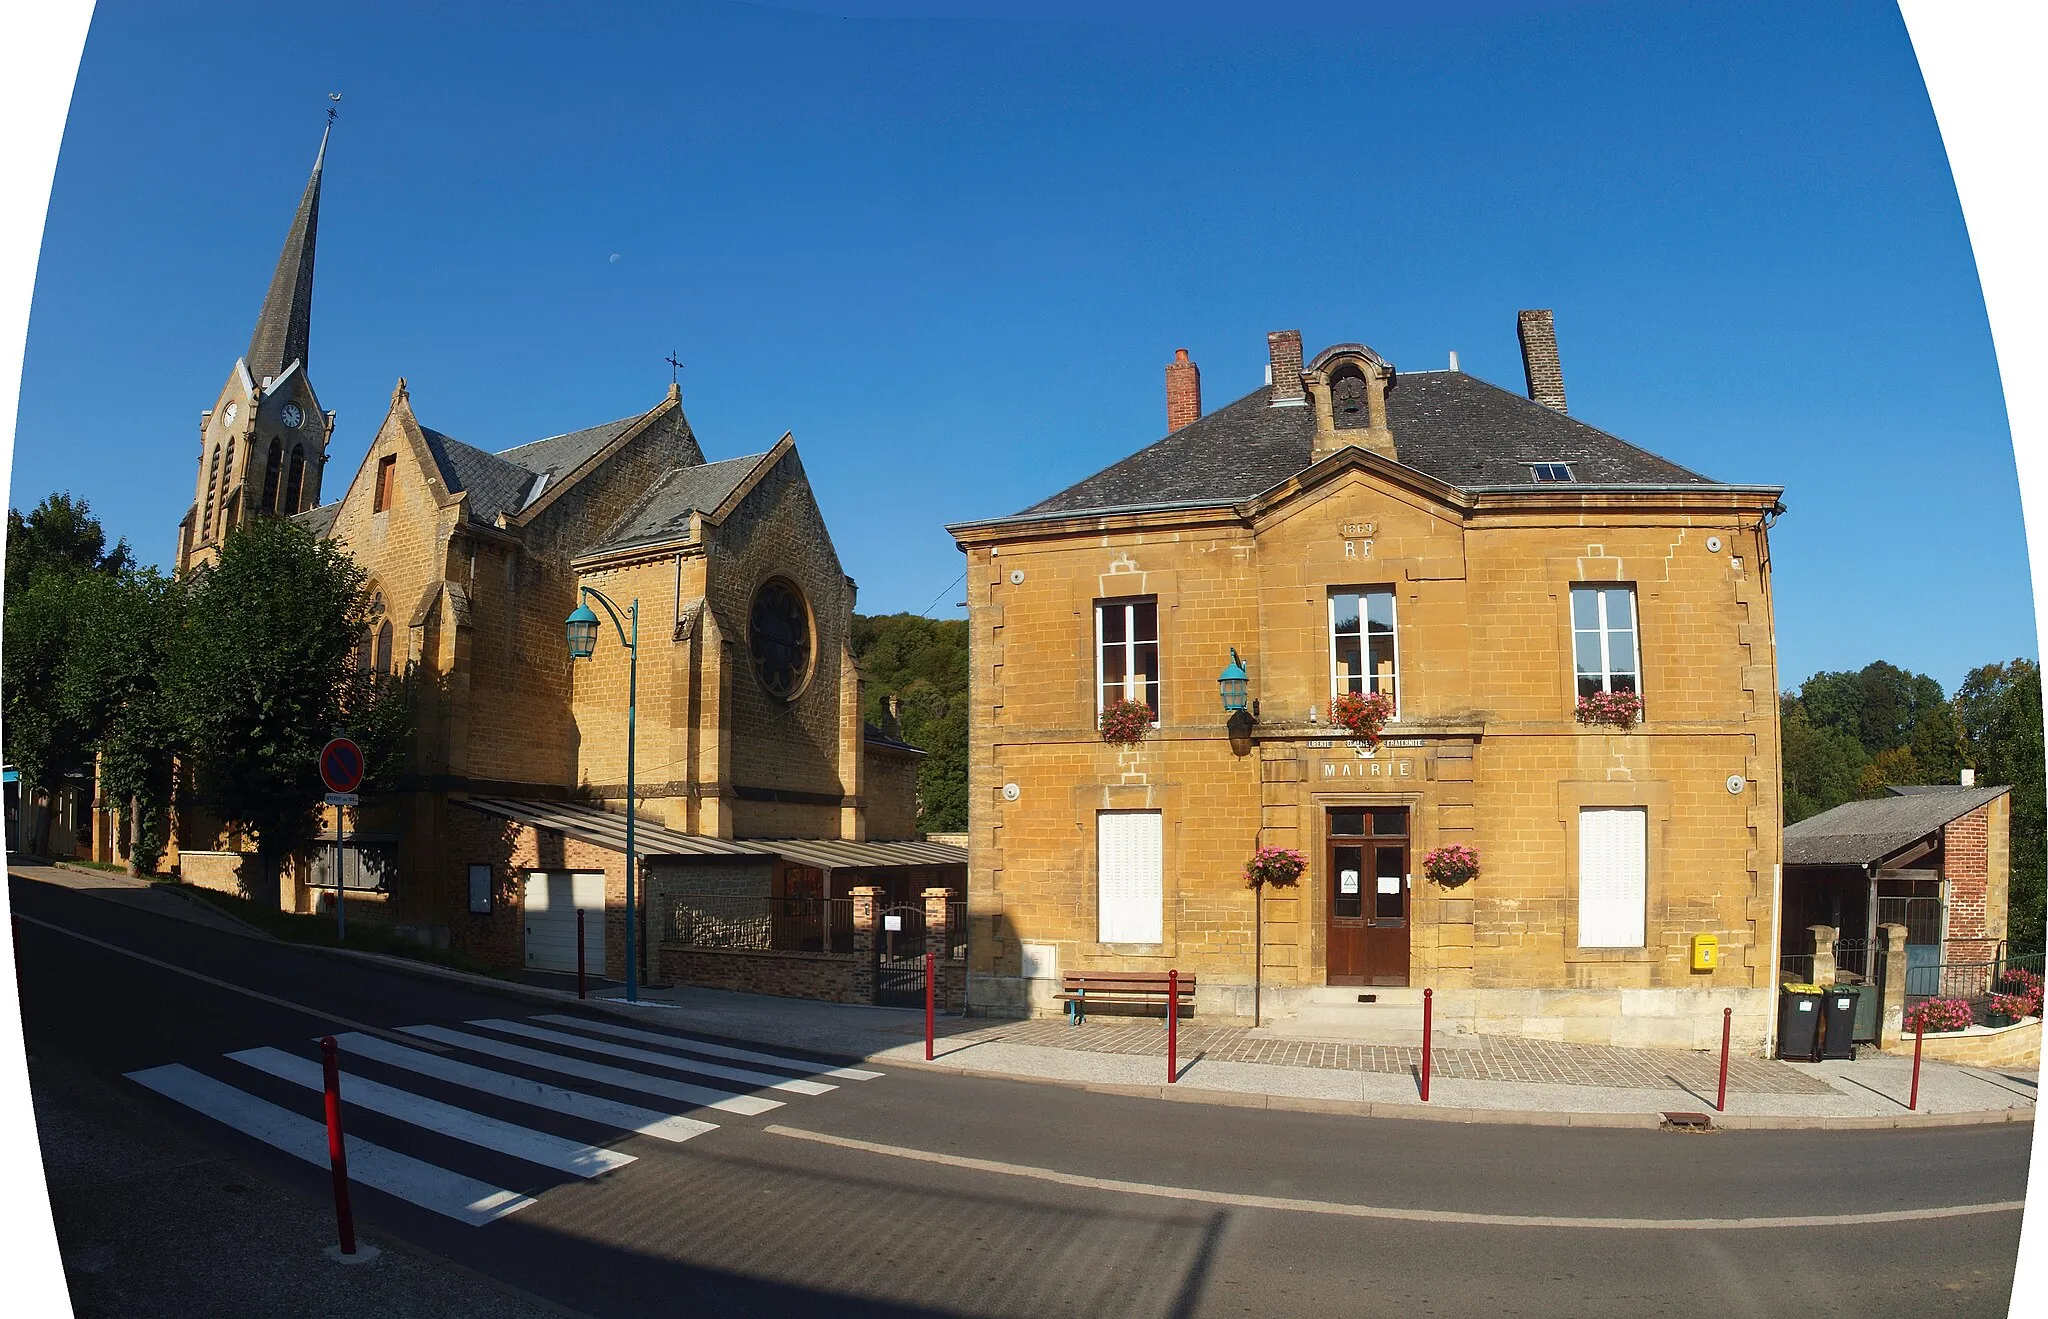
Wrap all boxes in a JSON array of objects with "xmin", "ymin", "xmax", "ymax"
[{"xmin": 11, "ymin": 0, "xmax": 2029, "ymax": 693}]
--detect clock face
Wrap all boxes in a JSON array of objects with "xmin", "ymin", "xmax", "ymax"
[
  {"xmin": 221, "ymin": 402, "xmax": 237, "ymax": 427},
  {"xmin": 280, "ymin": 402, "xmax": 304, "ymax": 429}
]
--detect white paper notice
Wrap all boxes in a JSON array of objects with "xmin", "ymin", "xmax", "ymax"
[
  {"xmin": 1340, "ymin": 870, "xmax": 1360, "ymax": 895},
  {"xmin": 884, "ymin": 914, "xmax": 903, "ymax": 932},
  {"xmin": 1377, "ymin": 875, "xmax": 1401, "ymax": 895}
]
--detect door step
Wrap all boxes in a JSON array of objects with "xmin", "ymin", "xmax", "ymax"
[{"xmin": 1267, "ymin": 996, "xmax": 1435, "ymax": 1044}]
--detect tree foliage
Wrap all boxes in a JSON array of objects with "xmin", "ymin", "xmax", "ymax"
[
  {"xmin": 1954, "ymin": 660, "xmax": 2045, "ymax": 956},
  {"xmin": 171, "ymin": 518, "xmax": 413, "ymax": 875},
  {"xmin": 851, "ymin": 611, "xmax": 968, "ymax": 833},
  {"xmin": 5, "ymin": 492, "xmax": 131, "ymax": 599}
]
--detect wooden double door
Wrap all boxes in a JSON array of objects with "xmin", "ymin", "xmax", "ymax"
[{"xmin": 1325, "ymin": 806, "xmax": 1410, "ymax": 986}]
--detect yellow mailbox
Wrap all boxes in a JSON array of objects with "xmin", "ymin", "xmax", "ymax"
[{"xmin": 1691, "ymin": 933, "xmax": 1719, "ymax": 971}]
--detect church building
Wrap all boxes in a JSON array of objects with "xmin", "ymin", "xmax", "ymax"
[
  {"xmin": 947, "ymin": 319, "xmax": 1787, "ymax": 1049},
  {"xmin": 166, "ymin": 127, "xmax": 963, "ymax": 984}
]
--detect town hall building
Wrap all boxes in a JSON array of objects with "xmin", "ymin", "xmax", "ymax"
[
  {"xmin": 163, "ymin": 126, "xmax": 963, "ymax": 985},
  {"xmin": 946, "ymin": 317, "xmax": 1787, "ymax": 1050}
]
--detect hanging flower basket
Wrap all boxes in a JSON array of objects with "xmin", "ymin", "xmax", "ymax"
[
  {"xmin": 1328, "ymin": 690, "xmax": 1396, "ymax": 744},
  {"xmin": 1422, "ymin": 844, "xmax": 1480, "ymax": 887},
  {"xmin": 1098, "ymin": 697, "xmax": 1154, "ymax": 747},
  {"xmin": 1243, "ymin": 846, "xmax": 1307, "ymax": 891},
  {"xmin": 1576, "ymin": 689, "xmax": 1643, "ymax": 729}
]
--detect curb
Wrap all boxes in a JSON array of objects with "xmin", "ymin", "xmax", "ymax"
[
  {"xmin": 39, "ymin": 862, "xmax": 277, "ymax": 939},
  {"xmin": 872, "ymin": 1053, "xmax": 2034, "ymax": 1130}
]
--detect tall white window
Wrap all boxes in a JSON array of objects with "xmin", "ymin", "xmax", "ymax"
[
  {"xmin": 1572, "ymin": 585, "xmax": 1640, "ymax": 703},
  {"xmin": 1096, "ymin": 598, "xmax": 1160, "ymax": 719},
  {"xmin": 1330, "ymin": 589, "xmax": 1399, "ymax": 708},
  {"xmin": 1578, "ymin": 806, "xmax": 1647, "ymax": 948},
  {"xmin": 1097, "ymin": 810, "xmax": 1163, "ymax": 944}
]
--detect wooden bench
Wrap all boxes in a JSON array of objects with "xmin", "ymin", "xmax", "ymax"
[{"xmin": 1057, "ymin": 971, "xmax": 1196, "ymax": 1025}]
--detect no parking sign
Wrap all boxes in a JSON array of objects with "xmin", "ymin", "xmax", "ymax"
[{"xmin": 320, "ymin": 737, "xmax": 364, "ymax": 798}]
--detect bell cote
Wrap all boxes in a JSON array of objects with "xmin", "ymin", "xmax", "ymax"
[{"xmin": 1304, "ymin": 343, "xmax": 1397, "ymax": 462}]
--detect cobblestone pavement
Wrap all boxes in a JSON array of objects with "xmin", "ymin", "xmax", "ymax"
[{"xmin": 952, "ymin": 1018, "xmax": 1839, "ymax": 1095}]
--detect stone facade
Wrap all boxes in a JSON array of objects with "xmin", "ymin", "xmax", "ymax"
[
  {"xmin": 948, "ymin": 326, "xmax": 1786, "ymax": 1049},
  {"xmin": 164, "ymin": 132, "xmax": 963, "ymax": 982}
]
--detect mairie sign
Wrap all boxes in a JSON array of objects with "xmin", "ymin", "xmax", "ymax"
[{"xmin": 319, "ymin": 737, "xmax": 365, "ymax": 795}]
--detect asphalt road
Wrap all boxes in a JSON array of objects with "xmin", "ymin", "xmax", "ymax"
[{"xmin": 10, "ymin": 874, "xmax": 2033, "ymax": 1318}]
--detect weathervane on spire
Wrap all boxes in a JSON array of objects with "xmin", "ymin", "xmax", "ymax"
[{"xmin": 327, "ymin": 92, "xmax": 342, "ymax": 126}]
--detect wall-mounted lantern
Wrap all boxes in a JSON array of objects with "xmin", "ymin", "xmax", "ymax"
[
  {"xmin": 1219, "ymin": 648, "xmax": 1250, "ymax": 713},
  {"xmin": 1221, "ymin": 648, "xmax": 1259, "ymax": 755}
]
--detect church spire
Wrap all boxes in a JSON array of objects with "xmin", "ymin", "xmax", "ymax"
[{"xmin": 244, "ymin": 122, "xmax": 329, "ymax": 383}]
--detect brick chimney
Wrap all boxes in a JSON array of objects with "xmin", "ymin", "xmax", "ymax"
[
  {"xmin": 1165, "ymin": 348, "xmax": 1201, "ymax": 432},
  {"xmin": 1267, "ymin": 330, "xmax": 1305, "ymax": 406},
  {"xmin": 1516, "ymin": 309, "xmax": 1567, "ymax": 413}
]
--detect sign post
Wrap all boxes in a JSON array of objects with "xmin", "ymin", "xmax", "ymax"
[{"xmin": 320, "ymin": 739, "xmax": 365, "ymax": 940}]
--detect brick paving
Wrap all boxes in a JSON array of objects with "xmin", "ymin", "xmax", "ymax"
[{"xmin": 952, "ymin": 1019, "xmax": 1837, "ymax": 1096}]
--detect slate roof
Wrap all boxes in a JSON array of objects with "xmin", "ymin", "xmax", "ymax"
[
  {"xmin": 400, "ymin": 413, "xmax": 649, "ymax": 529},
  {"xmin": 418, "ymin": 427, "xmax": 538, "ymax": 526},
  {"xmin": 1783, "ymin": 785, "xmax": 2011, "ymax": 867},
  {"xmin": 1012, "ymin": 369, "xmax": 1725, "ymax": 522},
  {"xmin": 585, "ymin": 452, "xmax": 768, "ymax": 555},
  {"xmin": 292, "ymin": 500, "xmax": 341, "ymax": 539},
  {"xmin": 245, "ymin": 128, "xmax": 328, "ymax": 384},
  {"xmin": 495, "ymin": 417, "xmax": 642, "ymax": 488},
  {"xmin": 864, "ymin": 724, "xmax": 926, "ymax": 755}
]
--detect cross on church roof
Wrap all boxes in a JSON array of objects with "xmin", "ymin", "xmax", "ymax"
[{"xmin": 665, "ymin": 352, "xmax": 685, "ymax": 388}]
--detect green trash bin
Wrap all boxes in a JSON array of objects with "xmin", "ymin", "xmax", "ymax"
[
  {"xmin": 1778, "ymin": 986, "xmax": 1824, "ymax": 1061},
  {"xmin": 1819, "ymin": 987, "xmax": 1859, "ymax": 1060}
]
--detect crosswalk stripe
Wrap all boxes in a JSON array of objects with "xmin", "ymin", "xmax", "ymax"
[
  {"xmin": 227, "ymin": 1047, "xmax": 635, "ymax": 1179},
  {"xmin": 530, "ymin": 1014, "xmax": 884, "ymax": 1081},
  {"xmin": 473, "ymin": 1019, "xmax": 835, "ymax": 1096},
  {"xmin": 127, "ymin": 1064, "xmax": 533, "ymax": 1226},
  {"xmin": 398, "ymin": 1024, "xmax": 784, "ymax": 1116},
  {"xmin": 332, "ymin": 1033, "xmax": 716, "ymax": 1144}
]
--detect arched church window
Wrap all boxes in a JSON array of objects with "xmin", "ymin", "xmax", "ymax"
[
  {"xmin": 374, "ymin": 620, "xmax": 395, "ymax": 674},
  {"xmin": 284, "ymin": 445, "xmax": 306, "ymax": 515},
  {"xmin": 748, "ymin": 577, "xmax": 813, "ymax": 700},
  {"xmin": 1331, "ymin": 364, "xmax": 1371, "ymax": 429},
  {"xmin": 202, "ymin": 445, "xmax": 221, "ymax": 536},
  {"xmin": 261, "ymin": 440, "xmax": 282, "ymax": 514},
  {"xmin": 358, "ymin": 591, "xmax": 385, "ymax": 671}
]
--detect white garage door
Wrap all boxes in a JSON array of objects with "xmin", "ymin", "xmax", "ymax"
[{"xmin": 523, "ymin": 871, "xmax": 607, "ymax": 973}]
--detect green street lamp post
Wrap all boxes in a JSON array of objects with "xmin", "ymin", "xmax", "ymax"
[{"xmin": 565, "ymin": 589, "xmax": 640, "ymax": 1002}]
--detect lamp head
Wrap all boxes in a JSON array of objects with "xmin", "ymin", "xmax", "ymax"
[{"xmin": 565, "ymin": 602, "xmax": 600, "ymax": 659}]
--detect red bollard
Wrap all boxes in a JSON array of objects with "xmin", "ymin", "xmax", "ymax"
[
  {"xmin": 1909, "ymin": 1015, "xmax": 1925, "ymax": 1111},
  {"xmin": 320, "ymin": 1036, "xmax": 357, "ymax": 1256},
  {"xmin": 1167, "ymin": 969, "xmax": 1179, "ymax": 1084},
  {"xmin": 1717, "ymin": 1006, "xmax": 1732, "ymax": 1113},
  {"xmin": 924, "ymin": 951, "xmax": 936, "ymax": 1061},
  {"xmin": 576, "ymin": 908, "xmax": 587, "ymax": 1000},
  {"xmin": 1421, "ymin": 987, "xmax": 1433, "ymax": 1102}
]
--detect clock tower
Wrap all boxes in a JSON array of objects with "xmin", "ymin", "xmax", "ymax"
[{"xmin": 176, "ymin": 124, "xmax": 337, "ymax": 573}]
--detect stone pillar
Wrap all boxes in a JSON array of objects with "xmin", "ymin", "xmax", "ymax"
[
  {"xmin": 923, "ymin": 887, "xmax": 954, "ymax": 963},
  {"xmin": 851, "ymin": 885, "xmax": 883, "ymax": 1005},
  {"xmin": 1880, "ymin": 922, "xmax": 1909, "ymax": 1047},
  {"xmin": 1808, "ymin": 924, "xmax": 1837, "ymax": 986}
]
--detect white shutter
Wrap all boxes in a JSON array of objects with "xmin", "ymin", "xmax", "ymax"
[
  {"xmin": 1097, "ymin": 811, "xmax": 1163, "ymax": 944},
  {"xmin": 1577, "ymin": 807, "xmax": 1647, "ymax": 948}
]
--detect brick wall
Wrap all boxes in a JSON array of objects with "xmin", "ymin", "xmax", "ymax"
[
  {"xmin": 443, "ymin": 801, "xmax": 643, "ymax": 978},
  {"xmin": 864, "ymin": 745, "xmax": 921, "ymax": 841},
  {"xmin": 654, "ymin": 946, "xmax": 864, "ymax": 1003}
]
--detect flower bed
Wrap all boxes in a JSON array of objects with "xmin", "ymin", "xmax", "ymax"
[
  {"xmin": 1329, "ymin": 690, "xmax": 1396, "ymax": 744},
  {"xmin": 1422, "ymin": 844, "xmax": 1480, "ymax": 887},
  {"xmin": 1576, "ymin": 689, "xmax": 1642, "ymax": 729},
  {"xmin": 1098, "ymin": 697, "xmax": 1154, "ymax": 747},
  {"xmin": 1988, "ymin": 967, "xmax": 2043, "ymax": 1024},
  {"xmin": 1904, "ymin": 996, "xmax": 1975, "ymax": 1035}
]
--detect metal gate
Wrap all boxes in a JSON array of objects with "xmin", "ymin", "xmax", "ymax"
[{"xmin": 875, "ymin": 904, "xmax": 928, "ymax": 1006}]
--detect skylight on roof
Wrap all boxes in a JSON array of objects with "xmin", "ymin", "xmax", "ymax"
[{"xmin": 1530, "ymin": 462, "xmax": 1575, "ymax": 483}]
